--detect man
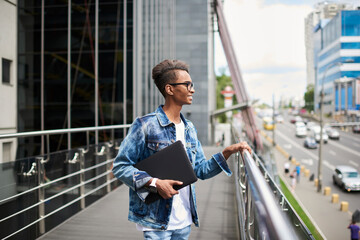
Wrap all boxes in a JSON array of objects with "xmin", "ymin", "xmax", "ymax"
[{"xmin": 112, "ymin": 59, "xmax": 251, "ymax": 239}]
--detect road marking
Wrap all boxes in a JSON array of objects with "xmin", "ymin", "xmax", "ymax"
[
  {"xmin": 283, "ymin": 144, "xmax": 292, "ymax": 149},
  {"xmin": 323, "ymin": 160, "xmax": 335, "ymax": 171},
  {"xmin": 349, "ymin": 160, "xmax": 359, "ymax": 167},
  {"xmin": 276, "ymin": 130, "xmax": 321, "ymax": 163},
  {"xmin": 329, "ymin": 150, "xmax": 336, "ymax": 156},
  {"xmin": 328, "ymin": 140, "xmax": 360, "ymax": 158},
  {"xmin": 301, "ymin": 159, "xmax": 313, "ymax": 166}
]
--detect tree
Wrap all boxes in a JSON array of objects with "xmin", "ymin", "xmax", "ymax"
[
  {"xmin": 216, "ymin": 73, "xmax": 237, "ymax": 123},
  {"xmin": 304, "ymin": 84, "xmax": 314, "ymax": 112}
]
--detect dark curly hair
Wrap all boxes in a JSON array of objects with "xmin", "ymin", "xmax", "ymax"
[{"xmin": 152, "ymin": 59, "xmax": 189, "ymax": 97}]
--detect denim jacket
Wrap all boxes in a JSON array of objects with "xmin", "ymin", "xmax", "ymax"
[{"xmin": 112, "ymin": 105, "xmax": 232, "ymax": 230}]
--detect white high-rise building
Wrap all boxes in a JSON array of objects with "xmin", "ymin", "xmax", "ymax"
[{"xmin": 0, "ymin": 0, "xmax": 17, "ymax": 163}]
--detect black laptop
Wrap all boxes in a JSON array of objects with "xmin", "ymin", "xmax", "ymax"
[{"xmin": 135, "ymin": 140, "xmax": 197, "ymax": 203}]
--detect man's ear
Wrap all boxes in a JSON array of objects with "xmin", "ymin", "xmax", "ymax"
[{"xmin": 165, "ymin": 84, "xmax": 174, "ymax": 96}]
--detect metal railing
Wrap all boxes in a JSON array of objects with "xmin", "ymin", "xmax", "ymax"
[
  {"xmin": 0, "ymin": 124, "xmax": 130, "ymax": 240},
  {"xmin": 327, "ymin": 121, "xmax": 360, "ymax": 127},
  {"xmin": 232, "ymin": 125, "xmax": 315, "ymax": 239}
]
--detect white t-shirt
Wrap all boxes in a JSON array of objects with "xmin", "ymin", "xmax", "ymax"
[{"xmin": 137, "ymin": 119, "xmax": 193, "ymax": 231}]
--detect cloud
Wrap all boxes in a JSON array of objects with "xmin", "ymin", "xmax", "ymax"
[
  {"xmin": 215, "ymin": 0, "xmax": 313, "ymax": 105},
  {"xmin": 243, "ymin": 70, "xmax": 306, "ymax": 105}
]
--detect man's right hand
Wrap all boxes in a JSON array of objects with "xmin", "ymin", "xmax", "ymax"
[{"xmin": 155, "ymin": 179, "xmax": 183, "ymax": 199}]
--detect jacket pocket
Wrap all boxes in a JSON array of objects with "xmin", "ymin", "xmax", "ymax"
[
  {"xmin": 147, "ymin": 141, "xmax": 170, "ymax": 153},
  {"xmin": 189, "ymin": 142, "xmax": 197, "ymax": 163}
]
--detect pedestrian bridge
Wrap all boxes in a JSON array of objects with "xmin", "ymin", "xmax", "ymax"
[
  {"xmin": 0, "ymin": 125, "xmax": 314, "ymax": 240},
  {"xmin": 38, "ymin": 146, "xmax": 238, "ymax": 240}
]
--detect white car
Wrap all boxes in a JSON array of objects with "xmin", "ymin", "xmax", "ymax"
[
  {"xmin": 325, "ymin": 127, "xmax": 340, "ymax": 140},
  {"xmin": 333, "ymin": 165, "xmax": 360, "ymax": 192},
  {"xmin": 306, "ymin": 122, "xmax": 317, "ymax": 131},
  {"xmin": 296, "ymin": 126, "xmax": 307, "ymax": 137},
  {"xmin": 311, "ymin": 128, "xmax": 328, "ymax": 143},
  {"xmin": 275, "ymin": 115, "xmax": 284, "ymax": 123},
  {"xmin": 295, "ymin": 116, "xmax": 303, "ymax": 123},
  {"xmin": 295, "ymin": 122, "xmax": 305, "ymax": 128}
]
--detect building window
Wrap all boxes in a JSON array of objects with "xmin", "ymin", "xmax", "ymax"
[
  {"xmin": 2, "ymin": 58, "xmax": 11, "ymax": 84},
  {"xmin": 2, "ymin": 142, "xmax": 12, "ymax": 163}
]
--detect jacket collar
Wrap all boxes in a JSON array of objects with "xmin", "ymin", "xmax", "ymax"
[{"xmin": 155, "ymin": 105, "xmax": 188, "ymax": 128}]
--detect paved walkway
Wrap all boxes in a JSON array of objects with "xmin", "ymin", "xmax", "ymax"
[
  {"xmin": 38, "ymin": 146, "xmax": 239, "ymax": 240},
  {"xmin": 272, "ymin": 142, "xmax": 353, "ymax": 240}
]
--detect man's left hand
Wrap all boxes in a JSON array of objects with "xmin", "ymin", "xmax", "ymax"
[{"xmin": 222, "ymin": 141, "xmax": 252, "ymax": 160}]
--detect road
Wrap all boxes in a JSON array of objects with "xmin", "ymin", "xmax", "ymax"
[{"xmin": 257, "ymin": 114, "xmax": 360, "ymax": 214}]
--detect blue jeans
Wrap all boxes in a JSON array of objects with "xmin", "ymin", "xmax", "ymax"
[{"xmin": 143, "ymin": 225, "xmax": 191, "ymax": 240}]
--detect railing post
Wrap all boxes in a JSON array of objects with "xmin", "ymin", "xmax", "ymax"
[
  {"xmin": 79, "ymin": 149, "xmax": 86, "ymax": 209},
  {"xmin": 105, "ymin": 143, "xmax": 113, "ymax": 193},
  {"xmin": 37, "ymin": 157, "xmax": 46, "ymax": 234}
]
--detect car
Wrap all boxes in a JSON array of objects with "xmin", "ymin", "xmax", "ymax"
[
  {"xmin": 290, "ymin": 116, "xmax": 303, "ymax": 124},
  {"xmin": 295, "ymin": 116, "xmax": 303, "ymax": 123},
  {"xmin": 306, "ymin": 122, "xmax": 317, "ymax": 131},
  {"xmin": 290, "ymin": 117, "xmax": 296, "ymax": 124},
  {"xmin": 353, "ymin": 125, "xmax": 360, "ymax": 133},
  {"xmin": 263, "ymin": 117, "xmax": 275, "ymax": 130},
  {"xmin": 295, "ymin": 122, "xmax": 305, "ymax": 128},
  {"xmin": 296, "ymin": 126, "xmax": 307, "ymax": 137},
  {"xmin": 275, "ymin": 115, "xmax": 284, "ymax": 123},
  {"xmin": 332, "ymin": 165, "xmax": 360, "ymax": 192},
  {"xmin": 325, "ymin": 127, "xmax": 340, "ymax": 140},
  {"xmin": 304, "ymin": 137, "xmax": 317, "ymax": 149},
  {"xmin": 311, "ymin": 128, "xmax": 328, "ymax": 143}
]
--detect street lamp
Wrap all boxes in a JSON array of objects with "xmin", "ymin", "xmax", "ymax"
[{"xmin": 317, "ymin": 59, "xmax": 354, "ymax": 192}]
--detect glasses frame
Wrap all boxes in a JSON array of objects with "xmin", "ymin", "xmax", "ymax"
[{"xmin": 168, "ymin": 82, "xmax": 194, "ymax": 91}]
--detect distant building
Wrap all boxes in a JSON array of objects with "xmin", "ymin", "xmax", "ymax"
[
  {"xmin": 0, "ymin": 0, "xmax": 17, "ymax": 163},
  {"xmin": 304, "ymin": 2, "xmax": 353, "ymax": 87},
  {"xmin": 313, "ymin": 10, "xmax": 360, "ymax": 119}
]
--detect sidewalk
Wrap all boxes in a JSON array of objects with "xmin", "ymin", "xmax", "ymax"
[{"xmin": 270, "ymin": 142, "xmax": 353, "ymax": 240}]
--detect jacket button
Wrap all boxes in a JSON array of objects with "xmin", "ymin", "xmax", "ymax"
[
  {"xmin": 166, "ymin": 204, "xmax": 170, "ymax": 209},
  {"xmin": 161, "ymin": 226, "xmax": 165, "ymax": 230}
]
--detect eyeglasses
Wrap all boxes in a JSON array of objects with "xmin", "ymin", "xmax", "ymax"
[{"xmin": 168, "ymin": 82, "xmax": 194, "ymax": 91}]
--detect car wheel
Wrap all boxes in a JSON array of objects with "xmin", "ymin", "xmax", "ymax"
[{"xmin": 332, "ymin": 177, "xmax": 336, "ymax": 185}]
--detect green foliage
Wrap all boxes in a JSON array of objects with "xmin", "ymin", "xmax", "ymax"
[
  {"xmin": 216, "ymin": 73, "xmax": 238, "ymax": 123},
  {"xmin": 257, "ymin": 103, "xmax": 271, "ymax": 109},
  {"xmin": 304, "ymin": 84, "xmax": 314, "ymax": 112},
  {"xmin": 288, "ymin": 100, "xmax": 293, "ymax": 109}
]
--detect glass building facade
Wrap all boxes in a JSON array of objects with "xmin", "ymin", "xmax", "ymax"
[
  {"xmin": 17, "ymin": 0, "xmax": 178, "ymax": 157},
  {"xmin": 314, "ymin": 10, "xmax": 360, "ymax": 117},
  {"xmin": 2, "ymin": 1, "xmax": 214, "ymax": 238}
]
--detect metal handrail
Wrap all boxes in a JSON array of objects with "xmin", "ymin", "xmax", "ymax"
[
  {"xmin": 327, "ymin": 122, "xmax": 360, "ymax": 127},
  {"xmin": 0, "ymin": 125, "xmax": 129, "ymax": 240},
  {"xmin": 241, "ymin": 150, "xmax": 296, "ymax": 239},
  {"xmin": 1, "ymin": 147, "xmax": 118, "ymax": 239},
  {"xmin": 0, "ymin": 158, "xmax": 113, "ymax": 205},
  {"xmin": 231, "ymin": 124, "xmax": 314, "ymax": 239},
  {"xmin": 3, "ymin": 177, "xmax": 118, "ymax": 240},
  {"xmin": 0, "ymin": 167, "xmax": 112, "ymax": 224},
  {"xmin": 0, "ymin": 124, "xmax": 131, "ymax": 139}
]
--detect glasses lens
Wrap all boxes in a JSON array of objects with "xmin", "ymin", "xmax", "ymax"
[{"xmin": 187, "ymin": 82, "xmax": 194, "ymax": 91}]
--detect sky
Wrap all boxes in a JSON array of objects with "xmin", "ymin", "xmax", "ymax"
[{"xmin": 215, "ymin": 0, "xmax": 359, "ymax": 106}]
